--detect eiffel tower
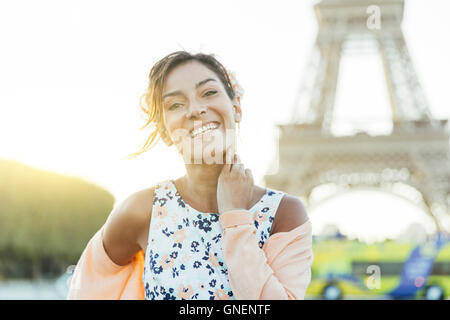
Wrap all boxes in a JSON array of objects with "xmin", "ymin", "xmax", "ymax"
[{"xmin": 264, "ymin": 0, "xmax": 450, "ymax": 233}]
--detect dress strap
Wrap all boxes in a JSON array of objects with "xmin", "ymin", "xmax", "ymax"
[{"xmin": 261, "ymin": 188, "xmax": 285, "ymax": 218}]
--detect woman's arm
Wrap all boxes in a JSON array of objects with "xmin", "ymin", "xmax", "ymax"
[
  {"xmin": 216, "ymin": 152, "xmax": 313, "ymax": 299},
  {"xmin": 102, "ymin": 188, "xmax": 154, "ymax": 266},
  {"xmin": 269, "ymin": 194, "xmax": 309, "ymax": 235},
  {"xmin": 219, "ymin": 196, "xmax": 313, "ymax": 300},
  {"xmin": 67, "ymin": 188, "xmax": 153, "ymax": 299}
]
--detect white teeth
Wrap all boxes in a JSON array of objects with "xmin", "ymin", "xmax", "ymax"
[{"xmin": 191, "ymin": 123, "xmax": 219, "ymax": 137}]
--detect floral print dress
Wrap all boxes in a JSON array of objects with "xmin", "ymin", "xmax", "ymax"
[{"xmin": 142, "ymin": 179, "xmax": 285, "ymax": 300}]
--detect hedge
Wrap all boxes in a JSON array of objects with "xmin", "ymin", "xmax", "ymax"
[{"xmin": 0, "ymin": 159, "xmax": 115, "ymax": 280}]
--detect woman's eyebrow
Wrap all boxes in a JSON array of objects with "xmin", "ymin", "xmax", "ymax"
[
  {"xmin": 195, "ymin": 78, "xmax": 217, "ymax": 89},
  {"xmin": 162, "ymin": 78, "xmax": 217, "ymax": 100}
]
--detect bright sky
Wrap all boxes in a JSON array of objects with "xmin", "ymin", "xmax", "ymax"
[{"xmin": 1, "ymin": 0, "xmax": 449, "ymax": 242}]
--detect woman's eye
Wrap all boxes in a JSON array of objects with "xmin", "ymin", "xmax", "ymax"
[
  {"xmin": 169, "ymin": 103, "xmax": 182, "ymax": 110},
  {"xmin": 204, "ymin": 90, "xmax": 217, "ymax": 97}
]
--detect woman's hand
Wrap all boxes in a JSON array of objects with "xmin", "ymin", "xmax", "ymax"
[{"xmin": 217, "ymin": 148, "xmax": 254, "ymax": 215}]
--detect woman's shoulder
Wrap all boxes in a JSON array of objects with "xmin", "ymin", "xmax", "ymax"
[
  {"xmin": 119, "ymin": 186, "xmax": 156, "ymax": 216},
  {"xmin": 270, "ymin": 192, "xmax": 309, "ymax": 235},
  {"xmin": 102, "ymin": 185, "xmax": 157, "ymax": 262},
  {"xmin": 107, "ymin": 186, "xmax": 156, "ymax": 226}
]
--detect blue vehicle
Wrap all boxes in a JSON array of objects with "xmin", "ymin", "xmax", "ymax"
[
  {"xmin": 388, "ymin": 232, "xmax": 449, "ymax": 299},
  {"xmin": 307, "ymin": 232, "xmax": 450, "ymax": 299}
]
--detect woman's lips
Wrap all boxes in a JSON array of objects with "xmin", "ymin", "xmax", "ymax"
[
  {"xmin": 190, "ymin": 121, "xmax": 220, "ymax": 133},
  {"xmin": 190, "ymin": 121, "xmax": 221, "ymax": 138}
]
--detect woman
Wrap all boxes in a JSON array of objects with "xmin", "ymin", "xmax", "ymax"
[{"xmin": 67, "ymin": 51, "xmax": 313, "ymax": 300}]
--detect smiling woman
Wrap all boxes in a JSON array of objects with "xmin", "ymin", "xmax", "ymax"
[
  {"xmin": 128, "ymin": 51, "xmax": 239, "ymax": 159},
  {"xmin": 67, "ymin": 51, "xmax": 313, "ymax": 300}
]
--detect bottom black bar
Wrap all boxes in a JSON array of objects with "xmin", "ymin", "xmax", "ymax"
[{"xmin": 0, "ymin": 300, "xmax": 448, "ymax": 319}]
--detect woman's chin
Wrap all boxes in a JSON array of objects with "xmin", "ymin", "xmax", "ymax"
[
  {"xmin": 181, "ymin": 146, "xmax": 227, "ymax": 165},
  {"xmin": 176, "ymin": 129, "xmax": 235, "ymax": 164}
]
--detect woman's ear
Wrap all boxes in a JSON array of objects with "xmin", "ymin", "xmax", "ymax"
[
  {"xmin": 233, "ymin": 98, "xmax": 242, "ymax": 123},
  {"xmin": 234, "ymin": 107, "xmax": 242, "ymax": 123}
]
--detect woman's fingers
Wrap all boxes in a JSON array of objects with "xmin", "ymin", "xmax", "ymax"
[
  {"xmin": 217, "ymin": 152, "xmax": 254, "ymax": 214},
  {"xmin": 223, "ymin": 149, "xmax": 248, "ymax": 178},
  {"xmin": 226, "ymin": 145, "xmax": 235, "ymax": 165},
  {"xmin": 232, "ymin": 154, "xmax": 245, "ymax": 176},
  {"xmin": 223, "ymin": 146, "xmax": 234, "ymax": 173}
]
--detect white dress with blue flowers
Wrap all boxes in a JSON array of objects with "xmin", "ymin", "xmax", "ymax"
[{"xmin": 142, "ymin": 179, "xmax": 285, "ymax": 300}]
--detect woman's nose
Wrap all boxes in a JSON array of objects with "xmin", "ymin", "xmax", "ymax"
[{"xmin": 185, "ymin": 102, "xmax": 207, "ymax": 120}]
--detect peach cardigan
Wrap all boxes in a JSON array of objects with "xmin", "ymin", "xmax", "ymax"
[{"xmin": 67, "ymin": 209, "xmax": 313, "ymax": 300}]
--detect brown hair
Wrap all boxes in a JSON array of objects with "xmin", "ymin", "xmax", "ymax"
[{"xmin": 127, "ymin": 51, "xmax": 237, "ymax": 159}]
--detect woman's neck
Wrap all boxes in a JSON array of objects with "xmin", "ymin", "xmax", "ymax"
[{"xmin": 178, "ymin": 163, "xmax": 224, "ymax": 212}]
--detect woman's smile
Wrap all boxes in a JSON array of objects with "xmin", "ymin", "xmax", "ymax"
[{"xmin": 190, "ymin": 121, "xmax": 221, "ymax": 138}]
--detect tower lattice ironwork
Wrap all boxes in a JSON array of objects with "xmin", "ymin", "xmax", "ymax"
[{"xmin": 264, "ymin": 0, "xmax": 450, "ymax": 233}]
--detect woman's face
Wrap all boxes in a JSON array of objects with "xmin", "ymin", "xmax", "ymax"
[{"xmin": 161, "ymin": 61, "xmax": 241, "ymax": 164}]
